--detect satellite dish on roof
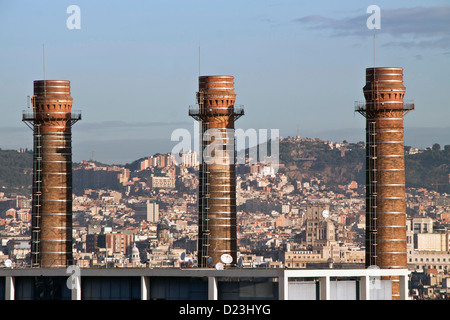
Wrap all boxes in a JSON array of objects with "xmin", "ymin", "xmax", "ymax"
[
  {"xmin": 215, "ymin": 262, "xmax": 224, "ymax": 270},
  {"xmin": 237, "ymin": 257, "xmax": 243, "ymax": 268},
  {"xmin": 4, "ymin": 259, "xmax": 12, "ymax": 268},
  {"xmin": 221, "ymin": 254, "xmax": 233, "ymax": 265},
  {"xmin": 207, "ymin": 257, "xmax": 213, "ymax": 265},
  {"xmin": 180, "ymin": 252, "xmax": 186, "ymax": 261},
  {"xmin": 322, "ymin": 210, "xmax": 329, "ymax": 218}
]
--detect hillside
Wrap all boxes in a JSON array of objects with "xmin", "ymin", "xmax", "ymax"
[
  {"xmin": 0, "ymin": 139, "xmax": 449, "ymax": 195},
  {"xmin": 0, "ymin": 149, "xmax": 33, "ymax": 195},
  {"xmin": 405, "ymin": 144, "xmax": 450, "ymax": 192},
  {"xmin": 277, "ymin": 138, "xmax": 450, "ymax": 193},
  {"xmin": 277, "ymin": 138, "xmax": 365, "ymax": 187}
]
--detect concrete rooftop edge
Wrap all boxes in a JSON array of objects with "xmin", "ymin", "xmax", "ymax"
[{"xmin": 0, "ymin": 267, "xmax": 410, "ymax": 278}]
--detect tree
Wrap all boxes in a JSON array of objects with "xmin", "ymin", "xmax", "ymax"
[{"xmin": 432, "ymin": 143, "xmax": 441, "ymax": 152}]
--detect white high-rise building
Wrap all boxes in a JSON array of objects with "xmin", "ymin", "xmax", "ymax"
[{"xmin": 146, "ymin": 201, "xmax": 159, "ymax": 223}]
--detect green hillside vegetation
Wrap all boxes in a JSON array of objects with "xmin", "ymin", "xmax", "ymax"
[
  {"xmin": 278, "ymin": 138, "xmax": 365, "ymax": 186},
  {"xmin": 277, "ymin": 138, "xmax": 450, "ymax": 193},
  {"xmin": 0, "ymin": 149, "xmax": 33, "ymax": 195},
  {"xmin": 0, "ymin": 140, "xmax": 449, "ymax": 195},
  {"xmin": 405, "ymin": 144, "xmax": 450, "ymax": 193}
]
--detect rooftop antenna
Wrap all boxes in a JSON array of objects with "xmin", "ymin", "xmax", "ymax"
[
  {"xmin": 198, "ymin": 42, "xmax": 201, "ymax": 77},
  {"xmin": 43, "ymin": 44, "xmax": 46, "ymax": 95},
  {"xmin": 373, "ymin": 31, "xmax": 377, "ymax": 104},
  {"xmin": 373, "ymin": 33, "xmax": 376, "ymax": 68}
]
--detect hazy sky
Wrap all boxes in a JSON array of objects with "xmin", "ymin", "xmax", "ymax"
[{"xmin": 1, "ymin": 1, "xmax": 449, "ymax": 164}]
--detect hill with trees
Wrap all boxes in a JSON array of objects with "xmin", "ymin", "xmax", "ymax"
[
  {"xmin": 405, "ymin": 143, "xmax": 450, "ymax": 193},
  {"xmin": 0, "ymin": 139, "xmax": 449, "ymax": 195},
  {"xmin": 0, "ymin": 149, "xmax": 33, "ymax": 195},
  {"xmin": 277, "ymin": 138, "xmax": 450, "ymax": 193},
  {"xmin": 277, "ymin": 138, "xmax": 365, "ymax": 186}
]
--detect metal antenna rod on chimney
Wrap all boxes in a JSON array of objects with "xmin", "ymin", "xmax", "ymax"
[
  {"xmin": 198, "ymin": 42, "xmax": 201, "ymax": 77},
  {"xmin": 43, "ymin": 44, "xmax": 46, "ymax": 96},
  {"xmin": 373, "ymin": 33, "xmax": 376, "ymax": 68}
]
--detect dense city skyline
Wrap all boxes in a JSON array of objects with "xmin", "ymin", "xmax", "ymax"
[{"xmin": 1, "ymin": 1, "xmax": 449, "ymax": 164}]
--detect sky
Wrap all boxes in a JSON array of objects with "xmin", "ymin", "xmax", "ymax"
[{"xmin": 0, "ymin": 0, "xmax": 449, "ymax": 164}]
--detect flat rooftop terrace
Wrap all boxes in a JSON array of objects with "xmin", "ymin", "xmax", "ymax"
[{"xmin": 0, "ymin": 267, "xmax": 410, "ymax": 300}]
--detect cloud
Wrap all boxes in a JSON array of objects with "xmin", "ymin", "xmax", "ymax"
[
  {"xmin": 0, "ymin": 120, "xmax": 193, "ymax": 134},
  {"xmin": 295, "ymin": 14, "xmax": 364, "ymax": 36},
  {"xmin": 383, "ymin": 36, "xmax": 450, "ymax": 49},
  {"xmin": 75, "ymin": 120, "xmax": 192, "ymax": 131},
  {"xmin": 295, "ymin": 5, "xmax": 450, "ymax": 48}
]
